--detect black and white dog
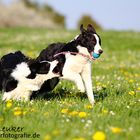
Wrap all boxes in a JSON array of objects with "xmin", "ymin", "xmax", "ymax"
[
  {"xmin": 36, "ymin": 24, "xmax": 103, "ymax": 105},
  {"xmin": 0, "ymin": 51, "xmax": 59, "ymax": 101},
  {"xmin": 0, "ymin": 24, "xmax": 103, "ymax": 105}
]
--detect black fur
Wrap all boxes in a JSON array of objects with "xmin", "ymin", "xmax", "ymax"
[
  {"xmin": 0, "ymin": 51, "xmax": 29, "ymax": 92},
  {"xmin": 0, "ymin": 61, "xmax": 3, "ymax": 91},
  {"xmin": 0, "ymin": 24, "xmax": 102, "ymax": 101},
  {"xmin": 0, "ymin": 51, "xmax": 58, "ymax": 93},
  {"xmin": 34, "ymin": 24, "xmax": 102, "ymax": 94}
]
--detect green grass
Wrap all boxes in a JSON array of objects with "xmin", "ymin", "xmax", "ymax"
[{"xmin": 0, "ymin": 28, "xmax": 140, "ymax": 140}]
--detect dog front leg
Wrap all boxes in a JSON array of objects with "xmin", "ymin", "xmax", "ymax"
[
  {"xmin": 62, "ymin": 73, "xmax": 85, "ymax": 93},
  {"xmin": 2, "ymin": 92, "xmax": 13, "ymax": 101},
  {"xmin": 81, "ymin": 62, "xmax": 95, "ymax": 105}
]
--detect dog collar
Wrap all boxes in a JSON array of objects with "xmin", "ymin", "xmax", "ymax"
[{"xmin": 54, "ymin": 51, "xmax": 96, "ymax": 61}]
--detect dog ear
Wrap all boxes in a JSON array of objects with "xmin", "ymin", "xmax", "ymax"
[
  {"xmin": 87, "ymin": 24, "xmax": 96, "ymax": 33},
  {"xmin": 80, "ymin": 24, "xmax": 87, "ymax": 34}
]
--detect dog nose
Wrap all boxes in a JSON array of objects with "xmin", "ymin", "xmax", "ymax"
[{"xmin": 98, "ymin": 49, "xmax": 103, "ymax": 54}]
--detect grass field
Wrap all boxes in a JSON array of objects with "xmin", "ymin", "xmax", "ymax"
[{"xmin": 0, "ymin": 28, "xmax": 140, "ymax": 140}]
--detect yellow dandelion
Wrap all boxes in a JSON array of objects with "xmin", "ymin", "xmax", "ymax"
[
  {"xmin": 137, "ymin": 87, "xmax": 140, "ymax": 91},
  {"xmin": 79, "ymin": 112, "xmax": 87, "ymax": 118},
  {"xmin": 110, "ymin": 127, "xmax": 122, "ymax": 133},
  {"xmin": 14, "ymin": 107, "xmax": 21, "ymax": 110},
  {"xmin": 128, "ymin": 79, "xmax": 134, "ymax": 83},
  {"xmin": 102, "ymin": 109, "xmax": 108, "ymax": 114},
  {"xmin": 85, "ymin": 104, "xmax": 93, "ymax": 109},
  {"xmin": 13, "ymin": 107, "xmax": 22, "ymax": 116},
  {"xmin": 134, "ymin": 74, "xmax": 138, "ymax": 77},
  {"xmin": 23, "ymin": 111, "xmax": 27, "ymax": 115},
  {"xmin": 14, "ymin": 110, "xmax": 22, "ymax": 116},
  {"xmin": 6, "ymin": 100, "xmax": 12, "ymax": 108},
  {"xmin": 96, "ymin": 82, "xmax": 102, "ymax": 86},
  {"xmin": 92, "ymin": 131, "xmax": 106, "ymax": 140},
  {"xmin": 128, "ymin": 91, "xmax": 135, "ymax": 96},
  {"xmin": 102, "ymin": 84, "xmax": 107, "ymax": 88},
  {"xmin": 124, "ymin": 72, "xmax": 129, "ymax": 76},
  {"xmin": 69, "ymin": 111, "xmax": 79, "ymax": 116},
  {"xmin": 44, "ymin": 134, "xmax": 51, "ymax": 140},
  {"xmin": 61, "ymin": 108, "xmax": 69, "ymax": 114}
]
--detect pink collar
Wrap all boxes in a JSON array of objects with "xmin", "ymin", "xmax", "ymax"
[{"xmin": 53, "ymin": 51, "xmax": 95, "ymax": 61}]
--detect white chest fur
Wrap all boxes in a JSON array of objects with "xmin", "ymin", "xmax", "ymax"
[
  {"xmin": 62, "ymin": 46, "xmax": 90, "ymax": 74},
  {"xmin": 61, "ymin": 45, "xmax": 95, "ymax": 105}
]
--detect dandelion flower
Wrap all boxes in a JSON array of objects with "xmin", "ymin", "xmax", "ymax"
[
  {"xmin": 128, "ymin": 91, "xmax": 135, "ymax": 96},
  {"xmin": 69, "ymin": 111, "xmax": 79, "ymax": 116},
  {"xmin": 128, "ymin": 79, "xmax": 134, "ymax": 83},
  {"xmin": 6, "ymin": 100, "xmax": 12, "ymax": 108},
  {"xmin": 14, "ymin": 110, "xmax": 22, "ymax": 116},
  {"xmin": 85, "ymin": 104, "xmax": 93, "ymax": 109},
  {"xmin": 92, "ymin": 131, "xmax": 106, "ymax": 140},
  {"xmin": 13, "ymin": 107, "xmax": 22, "ymax": 116},
  {"xmin": 96, "ymin": 82, "xmax": 102, "ymax": 86},
  {"xmin": 102, "ymin": 109, "xmax": 108, "ymax": 114},
  {"xmin": 110, "ymin": 127, "xmax": 122, "ymax": 133},
  {"xmin": 137, "ymin": 87, "xmax": 140, "ymax": 91},
  {"xmin": 44, "ymin": 134, "xmax": 51, "ymax": 140},
  {"xmin": 61, "ymin": 109, "xmax": 69, "ymax": 114},
  {"xmin": 79, "ymin": 112, "xmax": 87, "ymax": 118},
  {"xmin": 23, "ymin": 111, "xmax": 27, "ymax": 115}
]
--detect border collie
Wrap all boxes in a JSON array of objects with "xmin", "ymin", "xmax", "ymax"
[
  {"xmin": 0, "ymin": 24, "xmax": 103, "ymax": 105},
  {"xmin": 36, "ymin": 24, "xmax": 103, "ymax": 105},
  {"xmin": 0, "ymin": 51, "xmax": 59, "ymax": 101}
]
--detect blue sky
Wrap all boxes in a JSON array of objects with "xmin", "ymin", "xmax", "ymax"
[{"xmin": 2, "ymin": 0, "xmax": 140, "ymax": 31}]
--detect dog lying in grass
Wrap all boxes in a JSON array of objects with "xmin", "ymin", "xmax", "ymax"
[
  {"xmin": 0, "ymin": 51, "xmax": 59, "ymax": 101},
  {"xmin": 35, "ymin": 24, "xmax": 103, "ymax": 105}
]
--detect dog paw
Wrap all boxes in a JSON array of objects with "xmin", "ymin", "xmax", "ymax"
[
  {"xmin": 89, "ymin": 99, "xmax": 95, "ymax": 106},
  {"xmin": 2, "ymin": 93, "xmax": 12, "ymax": 101},
  {"xmin": 13, "ymin": 95, "xmax": 30, "ymax": 101}
]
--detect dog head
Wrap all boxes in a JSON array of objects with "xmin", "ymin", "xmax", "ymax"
[{"xmin": 76, "ymin": 24, "xmax": 103, "ymax": 59}]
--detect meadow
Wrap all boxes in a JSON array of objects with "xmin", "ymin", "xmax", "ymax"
[{"xmin": 0, "ymin": 28, "xmax": 140, "ymax": 140}]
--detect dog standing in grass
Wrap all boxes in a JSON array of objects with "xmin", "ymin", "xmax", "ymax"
[
  {"xmin": 36, "ymin": 24, "xmax": 103, "ymax": 105},
  {"xmin": 0, "ymin": 24, "xmax": 103, "ymax": 105}
]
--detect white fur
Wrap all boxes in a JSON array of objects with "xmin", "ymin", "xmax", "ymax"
[
  {"xmin": 94, "ymin": 34, "xmax": 102, "ymax": 54},
  {"xmin": 61, "ymin": 45, "xmax": 95, "ymax": 105},
  {"xmin": 70, "ymin": 35, "xmax": 79, "ymax": 42},
  {"xmin": 2, "ymin": 60, "xmax": 59, "ymax": 101},
  {"xmin": 11, "ymin": 62, "xmax": 31, "ymax": 80}
]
